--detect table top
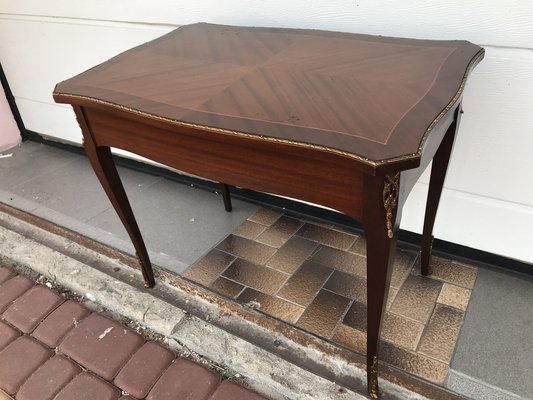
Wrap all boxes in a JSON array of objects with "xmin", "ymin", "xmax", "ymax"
[{"xmin": 54, "ymin": 23, "xmax": 483, "ymax": 168}]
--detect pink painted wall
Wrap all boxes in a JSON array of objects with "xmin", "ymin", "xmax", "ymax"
[{"xmin": 0, "ymin": 83, "xmax": 21, "ymax": 152}]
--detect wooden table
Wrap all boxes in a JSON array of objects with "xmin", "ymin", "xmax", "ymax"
[{"xmin": 53, "ymin": 23, "xmax": 483, "ymax": 398}]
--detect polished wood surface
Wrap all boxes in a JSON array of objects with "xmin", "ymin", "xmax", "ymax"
[
  {"xmin": 54, "ymin": 24, "xmax": 483, "ymax": 398},
  {"xmin": 55, "ymin": 23, "xmax": 483, "ymax": 169}
]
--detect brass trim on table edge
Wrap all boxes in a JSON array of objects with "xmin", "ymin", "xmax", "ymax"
[
  {"xmin": 383, "ymin": 172, "xmax": 400, "ymax": 239},
  {"xmin": 369, "ymin": 355, "xmax": 379, "ymax": 399},
  {"xmin": 53, "ymin": 48, "xmax": 484, "ymax": 169}
]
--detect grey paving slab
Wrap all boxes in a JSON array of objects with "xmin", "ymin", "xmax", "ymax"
[
  {"xmin": 10, "ymin": 157, "xmax": 161, "ymax": 222},
  {"xmin": 96, "ymin": 231, "xmax": 186, "ymax": 273},
  {"xmin": 447, "ymin": 370, "xmax": 526, "ymax": 400},
  {"xmin": 1, "ymin": 142, "xmax": 256, "ymax": 270},
  {"xmin": 0, "ymin": 189, "xmax": 40, "ymax": 213},
  {"xmin": 0, "ymin": 142, "xmax": 79, "ymax": 189},
  {"xmin": 450, "ymin": 267, "xmax": 533, "ymax": 398},
  {"xmin": 88, "ymin": 178, "xmax": 258, "ymax": 265}
]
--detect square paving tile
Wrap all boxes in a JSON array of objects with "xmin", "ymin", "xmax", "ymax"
[
  {"xmin": 277, "ymin": 260, "xmax": 333, "ymax": 306},
  {"xmin": 428, "ymin": 257, "xmax": 478, "ymax": 289},
  {"xmin": 183, "ymin": 249, "xmax": 235, "ymax": 286},
  {"xmin": 296, "ymin": 223, "xmax": 357, "ymax": 250},
  {"xmin": 256, "ymin": 216, "xmax": 303, "ymax": 248},
  {"xmin": 216, "ymin": 235, "xmax": 276, "ymax": 265},
  {"xmin": 237, "ymin": 288, "xmax": 304, "ymax": 323},
  {"xmin": 296, "ymin": 289, "xmax": 351, "ymax": 338},
  {"xmin": 182, "ymin": 208, "xmax": 478, "ymax": 385},
  {"xmin": 267, "ymin": 236, "xmax": 318, "ymax": 274},
  {"xmin": 418, "ymin": 304, "xmax": 465, "ymax": 363},
  {"xmin": 222, "ymin": 259, "xmax": 288, "ymax": 295}
]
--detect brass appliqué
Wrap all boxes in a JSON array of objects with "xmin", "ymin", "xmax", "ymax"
[
  {"xmin": 369, "ymin": 355, "xmax": 379, "ymax": 399},
  {"xmin": 383, "ymin": 173, "xmax": 400, "ymax": 239}
]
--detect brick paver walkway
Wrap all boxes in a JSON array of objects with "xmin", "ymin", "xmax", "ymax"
[{"xmin": 0, "ymin": 266, "xmax": 266, "ymax": 400}]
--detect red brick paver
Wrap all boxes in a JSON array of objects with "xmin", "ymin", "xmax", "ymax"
[
  {"xmin": 147, "ymin": 358, "xmax": 221, "ymax": 400},
  {"xmin": 54, "ymin": 372, "xmax": 119, "ymax": 400},
  {"xmin": 3, "ymin": 286, "xmax": 64, "ymax": 333},
  {"xmin": 0, "ymin": 267, "xmax": 15, "ymax": 285},
  {"xmin": 59, "ymin": 313, "xmax": 144, "ymax": 380},
  {"xmin": 0, "ymin": 266, "xmax": 269, "ymax": 400},
  {"xmin": 0, "ymin": 336, "xmax": 53, "ymax": 395},
  {"xmin": 32, "ymin": 300, "xmax": 90, "ymax": 347},
  {"xmin": 0, "ymin": 321, "xmax": 20, "ymax": 352},
  {"xmin": 0, "ymin": 275, "xmax": 33, "ymax": 313},
  {"xmin": 16, "ymin": 355, "xmax": 80, "ymax": 400},
  {"xmin": 114, "ymin": 341, "xmax": 175, "ymax": 398}
]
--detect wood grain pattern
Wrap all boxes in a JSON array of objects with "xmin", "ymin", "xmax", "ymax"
[
  {"xmin": 54, "ymin": 23, "xmax": 483, "ymax": 168},
  {"xmin": 83, "ymin": 106, "xmax": 364, "ymax": 220}
]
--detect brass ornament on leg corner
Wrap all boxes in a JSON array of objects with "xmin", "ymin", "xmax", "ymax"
[
  {"xmin": 382, "ymin": 172, "xmax": 400, "ymax": 239},
  {"xmin": 369, "ymin": 355, "xmax": 379, "ymax": 399}
]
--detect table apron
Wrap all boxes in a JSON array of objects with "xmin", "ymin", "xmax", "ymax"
[{"xmin": 82, "ymin": 106, "xmax": 365, "ymax": 221}]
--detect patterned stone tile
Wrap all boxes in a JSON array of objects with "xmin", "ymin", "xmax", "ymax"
[
  {"xmin": 380, "ymin": 341, "xmax": 449, "ymax": 384},
  {"xmin": 343, "ymin": 301, "xmax": 367, "ymax": 332},
  {"xmin": 323, "ymin": 270, "xmax": 366, "ymax": 304},
  {"xmin": 267, "ymin": 236, "xmax": 318, "ymax": 274},
  {"xmin": 390, "ymin": 275, "xmax": 442, "ymax": 323},
  {"xmin": 332, "ymin": 324, "xmax": 366, "ymax": 354},
  {"xmin": 418, "ymin": 304, "xmax": 465, "ymax": 363},
  {"xmin": 247, "ymin": 208, "xmax": 282, "ymax": 226},
  {"xmin": 256, "ymin": 216, "xmax": 303, "ymax": 248},
  {"xmin": 386, "ymin": 287, "xmax": 398, "ymax": 311},
  {"xmin": 349, "ymin": 237, "xmax": 366, "ymax": 256},
  {"xmin": 381, "ymin": 313, "xmax": 424, "ymax": 351},
  {"xmin": 222, "ymin": 259, "xmax": 288, "ymax": 295},
  {"xmin": 311, "ymin": 245, "xmax": 366, "ymax": 277},
  {"xmin": 237, "ymin": 288, "xmax": 304, "ymax": 323},
  {"xmin": 186, "ymin": 209, "xmax": 479, "ymax": 386},
  {"xmin": 232, "ymin": 220, "xmax": 267, "ymax": 240},
  {"xmin": 437, "ymin": 283, "xmax": 471, "ymax": 311},
  {"xmin": 430, "ymin": 257, "xmax": 477, "ymax": 289},
  {"xmin": 390, "ymin": 250, "xmax": 417, "ymax": 288},
  {"xmin": 183, "ymin": 249, "xmax": 235, "ymax": 286},
  {"xmin": 296, "ymin": 290, "xmax": 351, "ymax": 338},
  {"xmin": 211, "ymin": 277, "xmax": 245, "ymax": 298},
  {"xmin": 277, "ymin": 261, "xmax": 332, "ymax": 306},
  {"xmin": 296, "ymin": 223, "xmax": 357, "ymax": 250},
  {"xmin": 216, "ymin": 235, "xmax": 276, "ymax": 265}
]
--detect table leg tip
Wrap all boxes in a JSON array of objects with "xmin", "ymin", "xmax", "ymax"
[{"xmin": 368, "ymin": 355, "xmax": 379, "ymax": 398}]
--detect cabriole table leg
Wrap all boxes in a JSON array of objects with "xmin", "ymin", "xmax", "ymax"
[
  {"xmin": 421, "ymin": 106, "xmax": 462, "ymax": 276},
  {"xmin": 220, "ymin": 183, "xmax": 232, "ymax": 212},
  {"xmin": 362, "ymin": 172, "xmax": 403, "ymax": 398},
  {"xmin": 74, "ymin": 107, "xmax": 155, "ymax": 288}
]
